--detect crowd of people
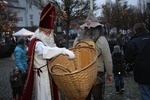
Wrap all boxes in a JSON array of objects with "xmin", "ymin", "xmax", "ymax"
[
  {"xmin": 8, "ymin": 1, "xmax": 150, "ymax": 100},
  {"xmin": 111, "ymin": 22, "xmax": 150, "ymax": 100}
]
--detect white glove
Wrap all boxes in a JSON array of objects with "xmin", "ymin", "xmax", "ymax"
[{"xmin": 63, "ymin": 48, "xmax": 75, "ymax": 59}]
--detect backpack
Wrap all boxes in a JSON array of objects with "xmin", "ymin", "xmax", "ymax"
[
  {"xmin": 74, "ymin": 40, "xmax": 105, "ymax": 84},
  {"xmin": 113, "ymin": 52, "xmax": 123, "ymax": 63}
]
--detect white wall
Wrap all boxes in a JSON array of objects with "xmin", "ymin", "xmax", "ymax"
[
  {"xmin": 26, "ymin": 5, "xmax": 41, "ymax": 27},
  {"xmin": 10, "ymin": 0, "xmax": 41, "ymax": 27}
]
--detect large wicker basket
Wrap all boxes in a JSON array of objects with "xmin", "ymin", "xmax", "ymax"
[{"xmin": 48, "ymin": 45, "xmax": 98, "ymax": 100}]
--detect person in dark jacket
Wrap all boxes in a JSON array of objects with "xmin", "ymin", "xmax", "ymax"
[
  {"xmin": 112, "ymin": 45, "xmax": 125, "ymax": 94},
  {"xmin": 124, "ymin": 23, "xmax": 150, "ymax": 100},
  {"xmin": 10, "ymin": 67, "xmax": 23, "ymax": 100}
]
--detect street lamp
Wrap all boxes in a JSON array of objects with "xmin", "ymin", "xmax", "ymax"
[
  {"xmin": 147, "ymin": 2, "xmax": 150, "ymax": 31},
  {"xmin": 90, "ymin": 0, "xmax": 93, "ymax": 10}
]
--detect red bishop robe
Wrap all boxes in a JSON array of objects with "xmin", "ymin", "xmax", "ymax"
[{"xmin": 21, "ymin": 38, "xmax": 60, "ymax": 100}]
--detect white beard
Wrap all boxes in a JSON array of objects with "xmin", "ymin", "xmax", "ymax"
[
  {"xmin": 41, "ymin": 34, "xmax": 56, "ymax": 47},
  {"xmin": 31, "ymin": 29, "xmax": 56, "ymax": 47}
]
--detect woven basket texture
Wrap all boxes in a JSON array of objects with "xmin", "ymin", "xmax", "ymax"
[{"xmin": 48, "ymin": 46, "xmax": 98, "ymax": 100}]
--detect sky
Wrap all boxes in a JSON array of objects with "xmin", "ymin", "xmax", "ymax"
[
  {"xmin": 95, "ymin": 0, "xmax": 138, "ymax": 16},
  {"xmin": 96, "ymin": 0, "xmax": 138, "ymax": 6}
]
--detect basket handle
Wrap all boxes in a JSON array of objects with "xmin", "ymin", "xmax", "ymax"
[
  {"xmin": 51, "ymin": 64, "xmax": 71, "ymax": 73},
  {"xmin": 75, "ymin": 41, "xmax": 92, "ymax": 47}
]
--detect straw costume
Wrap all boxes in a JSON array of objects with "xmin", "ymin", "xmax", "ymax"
[{"xmin": 21, "ymin": 1, "xmax": 75, "ymax": 100}]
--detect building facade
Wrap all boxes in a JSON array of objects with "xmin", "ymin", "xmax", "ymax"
[{"xmin": 6, "ymin": 0, "xmax": 41, "ymax": 28}]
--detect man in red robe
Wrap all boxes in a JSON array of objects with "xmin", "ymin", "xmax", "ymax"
[{"xmin": 21, "ymin": 1, "xmax": 75, "ymax": 100}]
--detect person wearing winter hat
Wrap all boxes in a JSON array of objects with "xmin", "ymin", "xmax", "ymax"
[
  {"xmin": 14, "ymin": 37, "xmax": 28, "ymax": 92},
  {"xmin": 14, "ymin": 37, "xmax": 28, "ymax": 74},
  {"xmin": 74, "ymin": 10, "xmax": 113, "ymax": 100},
  {"xmin": 113, "ymin": 45, "xmax": 121, "ymax": 53},
  {"xmin": 112, "ymin": 45, "xmax": 125, "ymax": 94},
  {"xmin": 21, "ymin": 2, "xmax": 75, "ymax": 100}
]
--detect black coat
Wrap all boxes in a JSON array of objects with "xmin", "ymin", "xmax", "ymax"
[
  {"xmin": 10, "ymin": 72, "xmax": 23, "ymax": 88},
  {"xmin": 125, "ymin": 32, "xmax": 150, "ymax": 84},
  {"xmin": 112, "ymin": 52, "xmax": 125, "ymax": 75}
]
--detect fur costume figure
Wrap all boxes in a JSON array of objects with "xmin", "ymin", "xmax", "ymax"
[{"xmin": 74, "ymin": 10, "xmax": 113, "ymax": 100}]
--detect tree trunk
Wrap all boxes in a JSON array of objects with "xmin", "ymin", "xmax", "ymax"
[{"xmin": 65, "ymin": 21, "xmax": 70, "ymax": 48}]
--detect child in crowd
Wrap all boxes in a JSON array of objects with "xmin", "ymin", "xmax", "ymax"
[
  {"xmin": 112, "ymin": 45, "xmax": 125, "ymax": 94},
  {"xmin": 10, "ymin": 67, "xmax": 23, "ymax": 100}
]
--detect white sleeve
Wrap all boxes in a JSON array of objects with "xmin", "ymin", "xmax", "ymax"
[{"xmin": 35, "ymin": 41, "xmax": 65, "ymax": 59}]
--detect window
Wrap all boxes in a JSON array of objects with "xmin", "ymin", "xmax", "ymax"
[
  {"xmin": 29, "ymin": 4, "xmax": 32, "ymax": 8},
  {"xmin": 30, "ymin": 15, "xmax": 33, "ymax": 19},
  {"xmin": 30, "ymin": 21, "xmax": 34, "ymax": 26},
  {"xmin": 18, "ymin": 17, "xmax": 23, "ymax": 21}
]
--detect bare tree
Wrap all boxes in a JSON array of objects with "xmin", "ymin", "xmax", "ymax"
[
  {"xmin": 102, "ymin": 0, "xmax": 137, "ymax": 35},
  {"xmin": 137, "ymin": 0, "xmax": 150, "ymax": 30},
  {"xmin": 0, "ymin": 1, "xmax": 18, "ymax": 42},
  {"xmin": 26, "ymin": 0, "xmax": 98, "ymax": 48},
  {"xmin": 54, "ymin": 0, "xmax": 99, "ymax": 48}
]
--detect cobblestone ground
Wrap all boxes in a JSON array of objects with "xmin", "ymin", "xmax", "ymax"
[
  {"xmin": 104, "ymin": 73, "xmax": 141, "ymax": 100},
  {"xmin": 0, "ymin": 57, "xmax": 141, "ymax": 100},
  {"xmin": 0, "ymin": 57, "xmax": 14, "ymax": 100}
]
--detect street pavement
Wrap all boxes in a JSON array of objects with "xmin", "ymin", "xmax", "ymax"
[
  {"xmin": 104, "ymin": 73, "xmax": 141, "ymax": 100},
  {"xmin": 0, "ymin": 57, "xmax": 141, "ymax": 100},
  {"xmin": 0, "ymin": 57, "xmax": 14, "ymax": 100}
]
